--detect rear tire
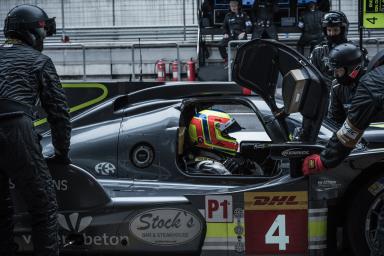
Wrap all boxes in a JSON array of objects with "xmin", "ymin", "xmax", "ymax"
[{"xmin": 345, "ymin": 172, "xmax": 384, "ymax": 255}]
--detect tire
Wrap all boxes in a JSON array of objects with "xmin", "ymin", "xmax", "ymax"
[{"xmin": 345, "ymin": 172, "xmax": 384, "ymax": 256}]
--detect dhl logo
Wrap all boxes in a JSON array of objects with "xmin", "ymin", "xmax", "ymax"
[
  {"xmin": 245, "ymin": 192, "xmax": 308, "ymax": 210},
  {"xmin": 253, "ymin": 195, "xmax": 299, "ymax": 206}
]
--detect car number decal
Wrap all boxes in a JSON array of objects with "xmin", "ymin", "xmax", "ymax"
[{"xmin": 244, "ymin": 191, "xmax": 308, "ymax": 254}]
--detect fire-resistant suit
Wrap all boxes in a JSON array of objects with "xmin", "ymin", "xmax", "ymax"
[
  {"xmin": 219, "ymin": 11, "xmax": 253, "ymax": 60},
  {"xmin": 0, "ymin": 39, "xmax": 71, "ymax": 255},
  {"xmin": 251, "ymin": 0, "xmax": 278, "ymax": 40},
  {"xmin": 297, "ymin": 8, "xmax": 324, "ymax": 54},
  {"xmin": 320, "ymin": 65, "xmax": 384, "ymax": 168},
  {"xmin": 185, "ymin": 148, "xmax": 264, "ymax": 176},
  {"xmin": 327, "ymin": 81, "xmax": 358, "ymax": 128}
]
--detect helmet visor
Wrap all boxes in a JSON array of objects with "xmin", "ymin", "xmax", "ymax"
[
  {"xmin": 322, "ymin": 13, "xmax": 344, "ymax": 27},
  {"xmin": 218, "ymin": 117, "xmax": 242, "ymax": 136},
  {"xmin": 44, "ymin": 18, "xmax": 56, "ymax": 36}
]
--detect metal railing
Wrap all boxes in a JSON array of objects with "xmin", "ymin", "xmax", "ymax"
[
  {"xmin": 44, "ymin": 41, "xmax": 186, "ymax": 81},
  {"xmin": 226, "ymin": 37, "xmax": 384, "ymax": 81}
]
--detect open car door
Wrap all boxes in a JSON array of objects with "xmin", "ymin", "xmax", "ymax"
[
  {"xmin": 233, "ymin": 39, "xmax": 329, "ymax": 143},
  {"xmin": 233, "ymin": 39, "xmax": 329, "ymax": 177}
]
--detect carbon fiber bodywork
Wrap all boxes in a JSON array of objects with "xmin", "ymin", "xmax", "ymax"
[{"xmin": 12, "ymin": 40, "xmax": 384, "ymax": 255}]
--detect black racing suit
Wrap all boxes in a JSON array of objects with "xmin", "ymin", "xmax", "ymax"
[
  {"xmin": 219, "ymin": 11, "xmax": 252, "ymax": 60},
  {"xmin": 320, "ymin": 65, "xmax": 384, "ymax": 168},
  {"xmin": 297, "ymin": 9, "xmax": 324, "ymax": 54},
  {"xmin": 251, "ymin": 0, "xmax": 278, "ymax": 40},
  {"xmin": 0, "ymin": 40, "xmax": 71, "ymax": 256},
  {"xmin": 327, "ymin": 81, "xmax": 358, "ymax": 128},
  {"xmin": 310, "ymin": 40, "xmax": 369, "ymax": 86},
  {"xmin": 309, "ymin": 40, "xmax": 348, "ymax": 85},
  {"xmin": 185, "ymin": 148, "xmax": 263, "ymax": 176}
]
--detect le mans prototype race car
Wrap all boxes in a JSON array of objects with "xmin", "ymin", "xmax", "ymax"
[{"xmin": 12, "ymin": 39, "xmax": 384, "ymax": 255}]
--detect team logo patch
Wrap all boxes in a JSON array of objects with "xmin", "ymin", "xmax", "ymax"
[{"xmin": 337, "ymin": 119, "xmax": 363, "ymax": 148}]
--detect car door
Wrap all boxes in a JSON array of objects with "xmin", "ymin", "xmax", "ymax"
[{"xmin": 233, "ymin": 39, "xmax": 329, "ymax": 145}]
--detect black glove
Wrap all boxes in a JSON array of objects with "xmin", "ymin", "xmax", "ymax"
[
  {"xmin": 223, "ymin": 158, "xmax": 246, "ymax": 174},
  {"xmin": 45, "ymin": 151, "xmax": 71, "ymax": 165}
]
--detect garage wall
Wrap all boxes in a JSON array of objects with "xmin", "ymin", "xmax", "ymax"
[
  {"xmin": 331, "ymin": 0, "xmax": 359, "ymax": 23},
  {"xmin": 0, "ymin": 0, "xmax": 197, "ymax": 29}
]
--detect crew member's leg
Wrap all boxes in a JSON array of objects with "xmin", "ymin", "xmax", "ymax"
[
  {"xmin": 2, "ymin": 116, "xmax": 58, "ymax": 256},
  {"xmin": 0, "ymin": 170, "xmax": 15, "ymax": 256},
  {"xmin": 218, "ymin": 37, "xmax": 230, "ymax": 60}
]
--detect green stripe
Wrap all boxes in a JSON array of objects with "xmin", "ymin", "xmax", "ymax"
[
  {"xmin": 370, "ymin": 123, "xmax": 384, "ymax": 128},
  {"xmin": 308, "ymin": 219, "xmax": 327, "ymax": 239},
  {"xmin": 34, "ymin": 83, "xmax": 108, "ymax": 127}
]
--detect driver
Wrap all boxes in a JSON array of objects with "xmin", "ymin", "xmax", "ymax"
[{"xmin": 185, "ymin": 109, "xmax": 263, "ymax": 176}]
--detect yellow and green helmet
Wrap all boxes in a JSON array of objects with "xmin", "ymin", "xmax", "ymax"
[{"xmin": 188, "ymin": 109, "xmax": 241, "ymax": 155}]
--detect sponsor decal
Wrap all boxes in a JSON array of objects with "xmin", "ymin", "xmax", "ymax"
[
  {"xmin": 55, "ymin": 212, "xmax": 129, "ymax": 246},
  {"xmin": 368, "ymin": 178, "xmax": 384, "ymax": 196},
  {"xmin": 234, "ymin": 208, "xmax": 245, "ymax": 253},
  {"xmin": 129, "ymin": 208, "xmax": 202, "ymax": 246},
  {"xmin": 58, "ymin": 213, "xmax": 92, "ymax": 232},
  {"xmin": 205, "ymin": 195, "xmax": 233, "ymax": 223},
  {"xmin": 281, "ymin": 148, "xmax": 310, "ymax": 157},
  {"xmin": 244, "ymin": 191, "xmax": 308, "ymax": 210},
  {"xmin": 337, "ymin": 119, "xmax": 363, "ymax": 148},
  {"xmin": 10, "ymin": 179, "xmax": 68, "ymax": 191},
  {"xmin": 94, "ymin": 162, "xmax": 116, "ymax": 176},
  {"xmin": 244, "ymin": 191, "xmax": 308, "ymax": 254}
]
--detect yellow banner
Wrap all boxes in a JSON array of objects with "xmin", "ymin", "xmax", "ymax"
[
  {"xmin": 244, "ymin": 191, "xmax": 308, "ymax": 210},
  {"xmin": 363, "ymin": 0, "xmax": 384, "ymax": 29}
]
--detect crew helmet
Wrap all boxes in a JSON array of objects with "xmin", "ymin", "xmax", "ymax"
[
  {"xmin": 188, "ymin": 110, "xmax": 241, "ymax": 155},
  {"xmin": 4, "ymin": 4, "xmax": 56, "ymax": 51},
  {"xmin": 321, "ymin": 11, "xmax": 349, "ymax": 42},
  {"xmin": 328, "ymin": 43, "xmax": 364, "ymax": 84}
]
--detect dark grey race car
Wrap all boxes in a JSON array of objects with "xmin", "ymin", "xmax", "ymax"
[{"xmin": 12, "ymin": 39, "xmax": 384, "ymax": 255}]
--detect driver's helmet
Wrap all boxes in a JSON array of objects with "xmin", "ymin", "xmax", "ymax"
[
  {"xmin": 321, "ymin": 11, "xmax": 349, "ymax": 42},
  {"xmin": 328, "ymin": 43, "xmax": 364, "ymax": 85},
  {"xmin": 188, "ymin": 110, "xmax": 241, "ymax": 155},
  {"xmin": 4, "ymin": 4, "xmax": 56, "ymax": 51}
]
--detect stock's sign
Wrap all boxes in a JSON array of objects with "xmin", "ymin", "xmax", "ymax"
[
  {"xmin": 129, "ymin": 208, "xmax": 202, "ymax": 246},
  {"xmin": 244, "ymin": 191, "xmax": 308, "ymax": 254}
]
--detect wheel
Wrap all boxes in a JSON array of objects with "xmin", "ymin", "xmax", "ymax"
[{"xmin": 345, "ymin": 172, "xmax": 384, "ymax": 255}]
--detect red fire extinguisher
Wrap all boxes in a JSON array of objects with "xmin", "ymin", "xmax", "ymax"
[
  {"xmin": 185, "ymin": 58, "xmax": 196, "ymax": 81},
  {"xmin": 169, "ymin": 60, "xmax": 179, "ymax": 81},
  {"xmin": 155, "ymin": 59, "xmax": 166, "ymax": 82}
]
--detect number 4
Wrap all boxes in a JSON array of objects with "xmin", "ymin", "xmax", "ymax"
[
  {"xmin": 367, "ymin": 17, "xmax": 378, "ymax": 24},
  {"xmin": 265, "ymin": 214, "xmax": 290, "ymax": 250}
]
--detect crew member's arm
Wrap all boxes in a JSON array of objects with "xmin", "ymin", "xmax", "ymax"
[
  {"xmin": 309, "ymin": 46, "xmax": 333, "ymax": 85},
  {"xmin": 309, "ymin": 46, "xmax": 324, "ymax": 71},
  {"xmin": 39, "ymin": 57, "xmax": 72, "ymax": 161},
  {"xmin": 327, "ymin": 83, "xmax": 347, "ymax": 128},
  {"xmin": 321, "ymin": 82, "xmax": 377, "ymax": 168},
  {"xmin": 222, "ymin": 13, "xmax": 230, "ymax": 36},
  {"xmin": 244, "ymin": 13, "xmax": 253, "ymax": 34}
]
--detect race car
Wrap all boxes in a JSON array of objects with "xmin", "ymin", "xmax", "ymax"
[{"xmin": 12, "ymin": 39, "xmax": 384, "ymax": 255}]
